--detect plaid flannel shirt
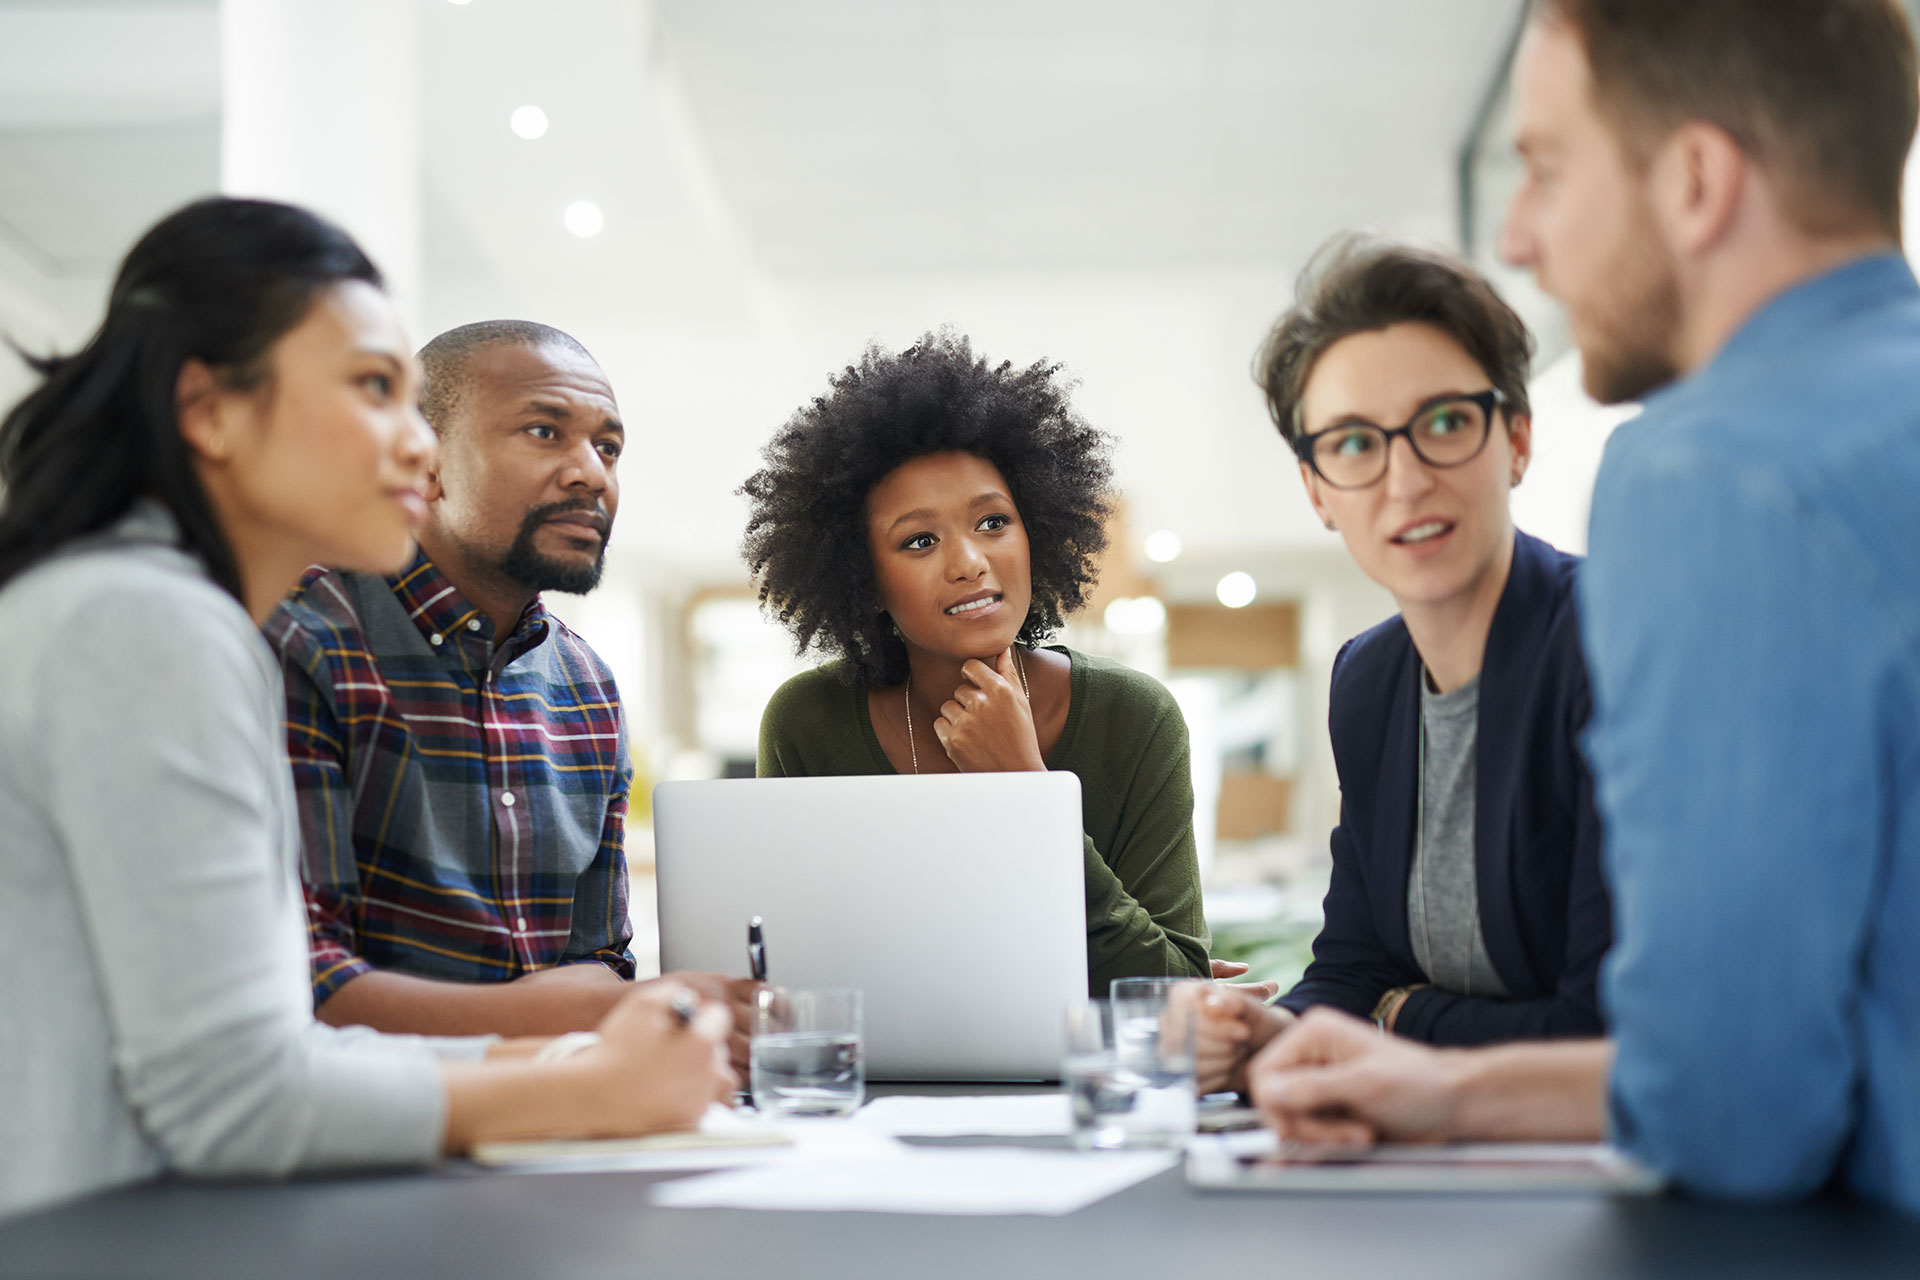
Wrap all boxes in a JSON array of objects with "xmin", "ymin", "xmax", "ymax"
[{"xmin": 264, "ymin": 551, "xmax": 634, "ymax": 1007}]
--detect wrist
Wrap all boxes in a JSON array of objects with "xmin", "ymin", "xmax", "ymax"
[
  {"xmin": 1249, "ymin": 1003, "xmax": 1292, "ymax": 1053},
  {"xmin": 1369, "ymin": 983, "xmax": 1427, "ymax": 1032},
  {"xmin": 1431, "ymin": 1047, "xmax": 1485, "ymax": 1143}
]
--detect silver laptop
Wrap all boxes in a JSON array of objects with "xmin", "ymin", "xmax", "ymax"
[{"xmin": 653, "ymin": 772, "xmax": 1088, "ymax": 1081}]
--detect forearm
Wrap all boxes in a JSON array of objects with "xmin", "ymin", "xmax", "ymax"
[
  {"xmin": 1278, "ymin": 968, "xmax": 1407, "ymax": 1022},
  {"xmin": 1393, "ymin": 986, "xmax": 1603, "ymax": 1046},
  {"xmin": 1278, "ymin": 822, "xmax": 1410, "ymax": 1021},
  {"xmin": 439, "ymin": 1058, "xmax": 606, "ymax": 1151},
  {"xmin": 1443, "ymin": 1038, "xmax": 1613, "ymax": 1142},
  {"xmin": 316, "ymin": 964, "xmax": 627, "ymax": 1038},
  {"xmin": 1083, "ymin": 837, "xmax": 1209, "ymax": 989}
]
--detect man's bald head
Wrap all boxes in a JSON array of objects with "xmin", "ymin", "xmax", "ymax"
[
  {"xmin": 418, "ymin": 319, "xmax": 596, "ymax": 433},
  {"xmin": 412, "ymin": 319, "xmax": 623, "ymax": 601}
]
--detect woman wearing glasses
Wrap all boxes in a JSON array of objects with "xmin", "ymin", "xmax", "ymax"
[{"xmin": 1193, "ymin": 236, "xmax": 1609, "ymax": 1092}]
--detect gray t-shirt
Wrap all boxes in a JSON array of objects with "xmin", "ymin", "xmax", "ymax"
[
  {"xmin": 1406, "ymin": 673, "xmax": 1509, "ymax": 998},
  {"xmin": 0, "ymin": 504, "xmax": 489, "ymax": 1219}
]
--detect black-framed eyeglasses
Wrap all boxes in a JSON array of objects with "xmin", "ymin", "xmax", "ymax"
[{"xmin": 1291, "ymin": 388, "xmax": 1507, "ymax": 491}]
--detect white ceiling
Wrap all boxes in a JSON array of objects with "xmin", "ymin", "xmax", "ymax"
[
  {"xmin": 0, "ymin": 0, "xmax": 1538, "ymax": 589},
  {"xmin": 0, "ymin": 3, "xmax": 217, "ymax": 292},
  {"xmin": 653, "ymin": 0, "xmax": 1522, "ymax": 276}
]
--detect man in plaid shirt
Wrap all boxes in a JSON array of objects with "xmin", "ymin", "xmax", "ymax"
[{"xmin": 266, "ymin": 320, "xmax": 750, "ymax": 1068}]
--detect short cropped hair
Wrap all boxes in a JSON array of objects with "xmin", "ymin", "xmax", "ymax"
[
  {"xmin": 1253, "ymin": 235, "xmax": 1535, "ymax": 444},
  {"xmin": 740, "ymin": 330, "xmax": 1114, "ymax": 686},
  {"xmin": 417, "ymin": 319, "xmax": 594, "ymax": 433},
  {"xmin": 1533, "ymin": 0, "xmax": 1918, "ymax": 237}
]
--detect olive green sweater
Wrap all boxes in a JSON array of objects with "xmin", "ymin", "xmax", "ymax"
[{"xmin": 756, "ymin": 646, "xmax": 1211, "ymax": 995}]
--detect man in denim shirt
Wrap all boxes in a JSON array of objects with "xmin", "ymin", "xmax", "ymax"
[{"xmin": 1244, "ymin": 0, "xmax": 1920, "ymax": 1214}]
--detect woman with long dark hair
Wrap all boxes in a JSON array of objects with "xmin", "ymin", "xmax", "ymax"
[{"xmin": 0, "ymin": 197, "xmax": 733, "ymax": 1218}]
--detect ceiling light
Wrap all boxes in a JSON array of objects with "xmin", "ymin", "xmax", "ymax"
[
  {"xmin": 445, "ymin": 0, "xmax": 472, "ymax": 6},
  {"xmin": 1143, "ymin": 530, "xmax": 1182, "ymax": 563},
  {"xmin": 509, "ymin": 105, "xmax": 549, "ymax": 140},
  {"xmin": 563, "ymin": 201, "xmax": 604, "ymax": 238},
  {"xmin": 1216, "ymin": 572, "xmax": 1256, "ymax": 609}
]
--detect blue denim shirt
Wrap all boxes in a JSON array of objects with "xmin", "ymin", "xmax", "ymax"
[{"xmin": 1582, "ymin": 253, "xmax": 1920, "ymax": 1213}]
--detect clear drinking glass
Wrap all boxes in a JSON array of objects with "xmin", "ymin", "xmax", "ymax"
[
  {"xmin": 749, "ymin": 987, "xmax": 864, "ymax": 1119},
  {"xmin": 1110, "ymin": 976, "xmax": 1209, "ymax": 1003},
  {"xmin": 1063, "ymin": 997, "xmax": 1197, "ymax": 1151}
]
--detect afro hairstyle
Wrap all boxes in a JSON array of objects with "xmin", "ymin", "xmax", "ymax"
[{"xmin": 740, "ymin": 330, "xmax": 1114, "ymax": 686}]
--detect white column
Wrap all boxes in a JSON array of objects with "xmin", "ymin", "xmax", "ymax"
[{"xmin": 220, "ymin": 0, "xmax": 424, "ymax": 335}]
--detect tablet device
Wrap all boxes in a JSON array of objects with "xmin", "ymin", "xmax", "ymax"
[
  {"xmin": 1186, "ymin": 1131, "xmax": 1666, "ymax": 1195},
  {"xmin": 654, "ymin": 772, "xmax": 1089, "ymax": 1081}
]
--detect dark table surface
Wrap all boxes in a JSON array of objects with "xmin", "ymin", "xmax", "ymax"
[{"xmin": 4, "ymin": 1085, "xmax": 1916, "ymax": 1280}]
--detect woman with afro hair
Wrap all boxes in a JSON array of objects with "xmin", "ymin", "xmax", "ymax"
[{"xmin": 740, "ymin": 331, "xmax": 1211, "ymax": 993}]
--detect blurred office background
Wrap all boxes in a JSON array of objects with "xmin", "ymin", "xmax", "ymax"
[{"xmin": 5, "ymin": 0, "xmax": 1917, "ymax": 983}]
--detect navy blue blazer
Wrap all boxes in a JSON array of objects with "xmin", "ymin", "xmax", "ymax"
[{"xmin": 1277, "ymin": 531, "xmax": 1611, "ymax": 1045}]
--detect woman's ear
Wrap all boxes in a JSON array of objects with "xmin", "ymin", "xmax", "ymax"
[
  {"xmin": 1299, "ymin": 459, "xmax": 1337, "ymax": 532},
  {"xmin": 174, "ymin": 359, "xmax": 229, "ymax": 462},
  {"xmin": 1506, "ymin": 411, "xmax": 1533, "ymax": 488}
]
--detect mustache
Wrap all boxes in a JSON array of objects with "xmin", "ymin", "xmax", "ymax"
[{"xmin": 520, "ymin": 499, "xmax": 611, "ymax": 538}]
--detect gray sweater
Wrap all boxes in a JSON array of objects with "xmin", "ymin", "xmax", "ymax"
[{"xmin": 0, "ymin": 506, "xmax": 486, "ymax": 1219}]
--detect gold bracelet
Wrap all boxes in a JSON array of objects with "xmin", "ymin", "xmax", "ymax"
[{"xmin": 1369, "ymin": 984, "xmax": 1428, "ymax": 1031}]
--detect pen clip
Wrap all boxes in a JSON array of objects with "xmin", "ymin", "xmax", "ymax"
[{"xmin": 747, "ymin": 914, "xmax": 767, "ymax": 983}]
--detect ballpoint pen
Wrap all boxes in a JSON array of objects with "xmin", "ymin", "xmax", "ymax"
[{"xmin": 747, "ymin": 915, "xmax": 768, "ymax": 983}]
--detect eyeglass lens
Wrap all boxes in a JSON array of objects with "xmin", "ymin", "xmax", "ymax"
[{"xmin": 1310, "ymin": 397, "xmax": 1491, "ymax": 488}]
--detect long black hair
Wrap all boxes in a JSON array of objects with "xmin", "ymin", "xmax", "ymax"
[{"xmin": 0, "ymin": 196, "xmax": 383, "ymax": 598}]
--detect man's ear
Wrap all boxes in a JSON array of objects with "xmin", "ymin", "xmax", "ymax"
[
  {"xmin": 174, "ymin": 359, "xmax": 229, "ymax": 462},
  {"xmin": 422, "ymin": 464, "xmax": 444, "ymax": 503},
  {"xmin": 1650, "ymin": 120, "xmax": 1747, "ymax": 260}
]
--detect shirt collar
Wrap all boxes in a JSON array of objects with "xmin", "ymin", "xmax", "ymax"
[
  {"xmin": 386, "ymin": 547, "xmax": 550, "ymax": 659},
  {"xmin": 1695, "ymin": 251, "xmax": 1917, "ymax": 389}
]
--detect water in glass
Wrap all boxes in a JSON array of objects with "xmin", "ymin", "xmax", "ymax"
[{"xmin": 750, "ymin": 1031, "xmax": 863, "ymax": 1118}]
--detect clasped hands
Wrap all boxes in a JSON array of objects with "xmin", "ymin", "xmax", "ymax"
[
  {"xmin": 1185, "ymin": 986, "xmax": 1462, "ymax": 1147},
  {"xmin": 929, "ymin": 648, "xmax": 1045, "ymax": 773}
]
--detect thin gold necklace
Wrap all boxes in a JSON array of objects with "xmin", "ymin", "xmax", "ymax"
[{"xmin": 904, "ymin": 649, "xmax": 1029, "ymax": 775}]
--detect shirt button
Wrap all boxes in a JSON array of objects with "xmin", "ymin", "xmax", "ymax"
[
  {"xmin": 516, "ymin": 917, "xmax": 528, "ymax": 932},
  {"xmin": 467, "ymin": 619, "xmax": 483, "ymax": 632},
  {"xmin": 501, "ymin": 791, "xmax": 516, "ymax": 807},
  {"xmin": 429, "ymin": 633, "xmax": 443, "ymax": 647}
]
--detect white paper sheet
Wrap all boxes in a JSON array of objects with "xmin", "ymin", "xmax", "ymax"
[
  {"xmin": 849, "ymin": 1093, "xmax": 1072, "ymax": 1137},
  {"xmin": 651, "ymin": 1147, "xmax": 1176, "ymax": 1215},
  {"xmin": 471, "ymin": 1106, "xmax": 900, "ymax": 1175}
]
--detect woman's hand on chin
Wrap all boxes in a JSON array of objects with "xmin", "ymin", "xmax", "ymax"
[{"xmin": 932, "ymin": 648, "xmax": 1047, "ymax": 772}]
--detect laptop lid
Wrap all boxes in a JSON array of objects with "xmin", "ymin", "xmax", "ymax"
[{"xmin": 653, "ymin": 773, "xmax": 1088, "ymax": 1081}]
